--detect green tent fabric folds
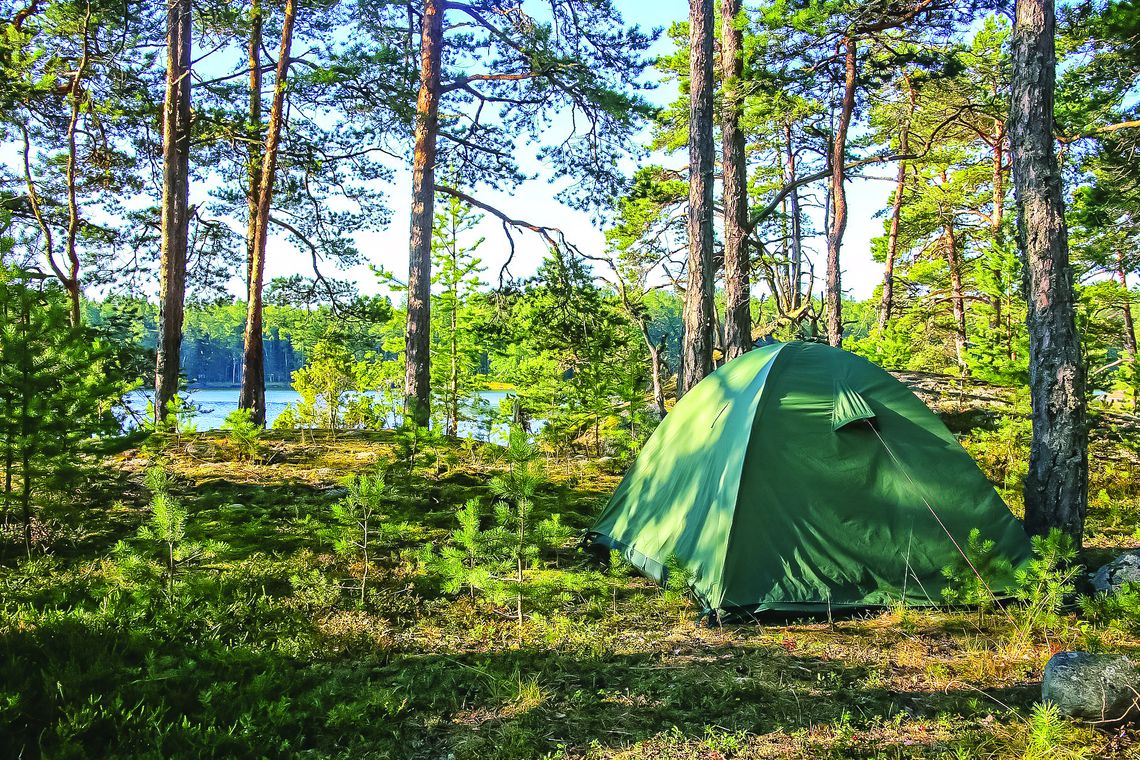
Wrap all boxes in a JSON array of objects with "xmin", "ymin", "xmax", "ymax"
[{"xmin": 585, "ymin": 341, "xmax": 1032, "ymax": 615}]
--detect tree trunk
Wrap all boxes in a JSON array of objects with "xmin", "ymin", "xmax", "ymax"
[
  {"xmin": 1118, "ymin": 251, "xmax": 1137, "ymax": 362},
  {"xmin": 404, "ymin": 0, "xmax": 444, "ymax": 425},
  {"xmin": 448, "ymin": 251, "xmax": 459, "ymax": 438},
  {"xmin": 786, "ymin": 126, "xmax": 804, "ymax": 310},
  {"xmin": 680, "ymin": 0, "xmax": 716, "ymax": 396},
  {"xmin": 245, "ymin": 0, "xmax": 263, "ymax": 288},
  {"xmin": 1010, "ymin": 0, "xmax": 1087, "ymax": 544},
  {"xmin": 878, "ymin": 75, "xmax": 914, "ymax": 331},
  {"xmin": 826, "ymin": 37, "xmax": 857, "ymax": 347},
  {"xmin": 990, "ymin": 121, "xmax": 1006, "ymax": 331},
  {"xmin": 944, "ymin": 220, "xmax": 967, "ymax": 370},
  {"xmin": 648, "ymin": 334, "xmax": 667, "ymax": 419},
  {"xmin": 720, "ymin": 0, "xmax": 749, "ymax": 361},
  {"xmin": 155, "ymin": 0, "xmax": 193, "ymax": 423},
  {"xmin": 63, "ymin": 7, "xmax": 91, "ymax": 327},
  {"xmin": 239, "ymin": 0, "xmax": 296, "ymax": 426}
]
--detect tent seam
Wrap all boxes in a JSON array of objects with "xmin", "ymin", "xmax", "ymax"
[{"xmin": 712, "ymin": 341, "xmax": 794, "ymax": 611}]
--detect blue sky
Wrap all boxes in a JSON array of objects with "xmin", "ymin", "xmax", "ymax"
[{"xmin": 255, "ymin": 0, "xmax": 895, "ymax": 302}]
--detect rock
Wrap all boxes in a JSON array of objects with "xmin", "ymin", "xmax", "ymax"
[
  {"xmin": 1090, "ymin": 550, "xmax": 1140, "ymax": 593},
  {"xmin": 1042, "ymin": 651, "xmax": 1140, "ymax": 723}
]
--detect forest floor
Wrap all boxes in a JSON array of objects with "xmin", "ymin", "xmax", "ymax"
[{"xmin": 3, "ymin": 414, "xmax": 1140, "ymax": 757}]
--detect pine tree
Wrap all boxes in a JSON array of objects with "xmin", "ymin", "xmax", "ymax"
[
  {"xmin": 0, "ymin": 266, "xmax": 121, "ymax": 556},
  {"xmin": 1010, "ymin": 0, "xmax": 1088, "ymax": 543},
  {"xmin": 430, "ymin": 195, "xmax": 486, "ymax": 438}
]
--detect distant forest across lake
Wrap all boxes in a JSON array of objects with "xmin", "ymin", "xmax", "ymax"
[{"xmin": 85, "ymin": 283, "xmax": 685, "ymax": 390}]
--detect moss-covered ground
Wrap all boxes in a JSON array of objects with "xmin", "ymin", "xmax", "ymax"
[{"xmin": 2, "ymin": 423, "xmax": 1139, "ymax": 758}]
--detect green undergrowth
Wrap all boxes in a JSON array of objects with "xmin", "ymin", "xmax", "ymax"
[{"xmin": 0, "ymin": 428, "xmax": 1138, "ymax": 758}]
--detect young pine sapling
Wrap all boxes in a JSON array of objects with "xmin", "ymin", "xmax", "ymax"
[
  {"xmin": 489, "ymin": 426, "xmax": 545, "ymax": 637},
  {"xmin": 332, "ymin": 471, "xmax": 391, "ymax": 605},
  {"xmin": 222, "ymin": 408, "xmax": 264, "ymax": 462},
  {"xmin": 136, "ymin": 462, "xmax": 222, "ymax": 604}
]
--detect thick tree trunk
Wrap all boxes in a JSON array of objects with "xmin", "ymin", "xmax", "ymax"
[
  {"xmin": 155, "ymin": 0, "xmax": 193, "ymax": 423},
  {"xmin": 239, "ymin": 0, "xmax": 296, "ymax": 426},
  {"xmin": 1010, "ymin": 0, "xmax": 1087, "ymax": 544},
  {"xmin": 404, "ymin": 0, "xmax": 444, "ymax": 425},
  {"xmin": 878, "ymin": 76, "xmax": 914, "ymax": 330},
  {"xmin": 680, "ymin": 0, "xmax": 716, "ymax": 396},
  {"xmin": 720, "ymin": 0, "xmax": 749, "ymax": 361},
  {"xmin": 826, "ymin": 37, "xmax": 857, "ymax": 347},
  {"xmin": 245, "ymin": 0, "xmax": 262, "ymax": 287}
]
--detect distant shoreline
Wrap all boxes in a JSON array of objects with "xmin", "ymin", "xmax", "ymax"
[{"xmin": 176, "ymin": 382, "xmax": 518, "ymax": 392}]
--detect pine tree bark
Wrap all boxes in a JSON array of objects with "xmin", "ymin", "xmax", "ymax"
[
  {"xmin": 448, "ymin": 245, "xmax": 459, "ymax": 438},
  {"xmin": 878, "ymin": 76, "xmax": 913, "ymax": 331},
  {"xmin": 155, "ymin": 0, "xmax": 193, "ymax": 423},
  {"xmin": 239, "ymin": 0, "xmax": 296, "ymax": 426},
  {"xmin": 1118, "ymin": 251, "xmax": 1137, "ymax": 363},
  {"xmin": 404, "ymin": 0, "xmax": 444, "ymax": 425},
  {"xmin": 826, "ymin": 37, "xmax": 857, "ymax": 347},
  {"xmin": 786, "ymin": 125, "xmax": 803, "ymax": 309},
  {"xmin": 648, "ymin": 334, "xmax": 667, "ymax": 419},
  {"xmin": 944, "ymin": 220, "xmax": 967, "ymax": 370},
  {"xmin": 990, "ymin": 121, "xmax": 1006, "ymax": 332},
  {"xmin": 1010, "ymin": 0, "xmax": 1087, "ymax": 543},
  {"xmin": 720, "ymin": 0, "xmax": 749, "ymax": 361},
  {"xmin": 680, "ymin": 0, "xmax": 716, "ymax": 396},
  {"xmin": 63, "ymin": 6, "xmax": 91, "ymax": 327},
  {"xmin": 245, "ymin": 0, "xmax": 262, "ymax": 288}
]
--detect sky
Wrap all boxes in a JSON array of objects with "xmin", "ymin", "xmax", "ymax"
[{"xmin": 248, "ymin": 0, "xmax": 897, "ymax": 306}]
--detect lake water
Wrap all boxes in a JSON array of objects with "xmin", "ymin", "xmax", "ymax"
[{"xmin": 124, "ymin": 387, "xmax": 525, "ymax": 439}]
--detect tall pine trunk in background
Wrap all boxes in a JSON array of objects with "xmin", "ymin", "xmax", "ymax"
[
  {"xmin": 786, "ymin": 125, "xmax": 803, "ymax": 309},
  {"xmin": 990, "ymin": 121, "xmax": 1006, "ymax": 332},
  {"xmin": 1118, "ymin": 251, "xmax": 1137, "ymax": 363},
  {"xmin": 155, "ymin": 0, "xmax": 193, "ymax": 422},
  {"xmin": 239, "ymin": 0, "xmax": 296, "ymax": 426},
  {"xmin": 245, "ymin": 0, "xmax": 262, "ymax": 288},
  {"xmin": 404, "ymin": 0, "xmax": 444, "ymax": 425},
  {"xmin": 63, "ymin": 7, "xmax": 91, "ymax": 326},
  {"xmin": 944, "ymin": 221, "xmax": 967, "ymax": 369},
  {"xmin": 826, "ymin": 37, "xmax": 857, "ymax": 347},
  {"xmin": 680, "ymin": 0, "xmax": 715, "ymax": 396},
  {"xmin": 720, "ymin": 0, "xmax": 749, "ymax": 361},
  {"xmin": 1010, "ymin": 0, "xmax": 1087, "ymax": 543},
  {"xmin": 878, "ymin": 75, "xmax": 913, "ymax": 330}
]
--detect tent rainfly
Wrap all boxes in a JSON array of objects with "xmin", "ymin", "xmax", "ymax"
[{"xmin": 585, "ymin": 341, "xmax": 1032, "ymax": 615}]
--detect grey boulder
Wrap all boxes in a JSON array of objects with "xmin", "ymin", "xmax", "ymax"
[
  {"xmin": 1090, "ymin": 550, "xmax": 1140, "ymax": 593},
  {"xmin": 1042, "ymin": 651, "xmax": 1140, "ymax": 722}
]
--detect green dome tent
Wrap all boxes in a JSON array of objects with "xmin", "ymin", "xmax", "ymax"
[{"xmin": 585, "ymin": 341, "xmax": 1031, "ymax": 615}]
